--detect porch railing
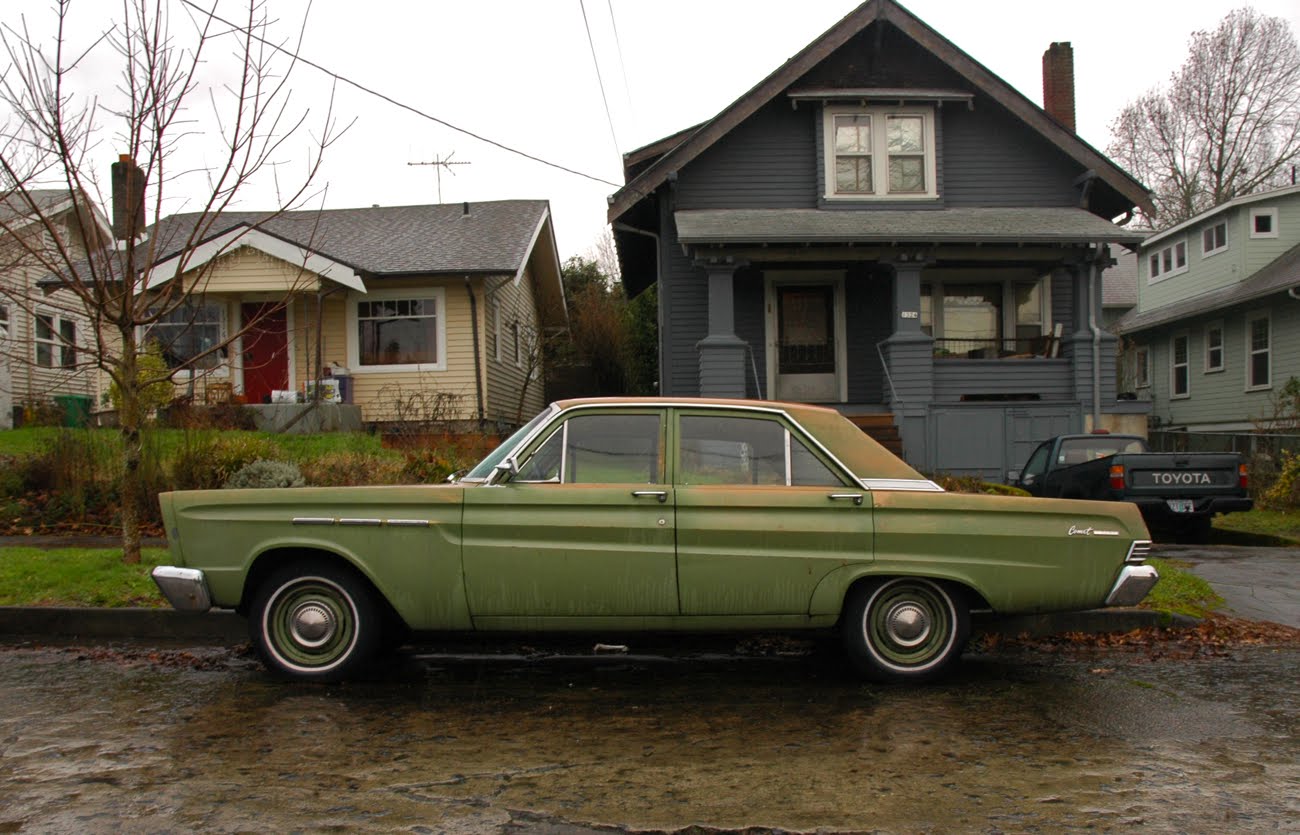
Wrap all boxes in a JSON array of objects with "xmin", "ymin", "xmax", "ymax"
[{"xmin": 932, "ymin": 335, "xmax": 1060, "ymax": 359}]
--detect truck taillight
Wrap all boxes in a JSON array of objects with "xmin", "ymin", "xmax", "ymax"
[
  {"xmin": 1239, "ymin": 463, "xmax": 1248, "ymax": 489},
  {"xmin": 1109, "ymin": 464, "xmax": 1125, "ymax": 490}
]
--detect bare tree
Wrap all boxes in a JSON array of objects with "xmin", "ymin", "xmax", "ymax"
[
  {"xmin": 1107, "ymin": 8, "xmax": 1300, "ymax": 226},
  {"xmin": 0, "ymin": 0, "xmax": 342, "ymax": 562}
]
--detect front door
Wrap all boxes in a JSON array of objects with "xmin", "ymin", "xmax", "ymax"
[
  {"xmin": 768, "ymin": 272, "xmax": 845, "ymax": 402},
  {"xmin": 461, "ymin": 410, "xmax": 679, "ymax": 621},
  {"xmin": 240, "ymin": 303, "xmax": 288, "ymax": 404}
]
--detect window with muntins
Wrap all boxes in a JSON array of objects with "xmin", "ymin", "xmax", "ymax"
[
  {"xmin": 35, "ymin": 312, "xmax": 76, "ymax": 369},
  {"xmin": 1202, "ymin": 221, "xmax": 1227, "ymax": 256},
  {"xmin": 1146, "ymin": 238, "xmax": 1188, "ymax": 282},
  {"xmin": 147, "ymin": 302, "xmax": 225, "ymax": 370},
  {"xmin": 1247, "ymin": 314, "xmax": 1270, "ymax": 389},
  {"xmin": 1171, "ymin": 334, "xmax": 1190, "ymax": 398},
  {"xmin": 1204, "ymin": 322, "xmax": 1224, "ymax": 372},
  {"xmin": 920, "ymin": 275, "xmax": 1052, "ymax": 357},
  {"xmin": 825, "ymin": 105, "xmax": 936, "ymax": 200},
  {"xmin": 356, "ymin": 295, "xmax": 440, "ymax": 368}
]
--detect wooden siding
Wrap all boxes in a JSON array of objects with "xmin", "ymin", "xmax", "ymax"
[
  {"xmin": 1133, "ymin": 294, "xmax": 1300, "ymax": 430},
  {"xmin": 190, "ymin": 246, "xmax": 323, "ymax": 295},
  {"xmin": 940, "ymin": 104, "xmax": 1080, "ymax": 208},
  {"xmin": 933, "ymin": 359, "xmax": 1073, "ymax": 402},
  {"xmin": 659, "ymin": 206, "xmax": 705, "ymax": 396},
  {"xmin": 0, "ymin": 220, "xmax": 97, "ymax": 407},
  {"xmin": 483, "ymin": 267, "xmax": 547, "ymax": 429}
]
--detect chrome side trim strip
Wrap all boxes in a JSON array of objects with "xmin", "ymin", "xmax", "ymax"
[
  {"xmin": 1126, "ymin": 539, "xmax": 1153, "ymax": 563},
  {"xmin": 386, "ymin": 519, "xmax": 432, "ymax": 527},
  {"xmin": 292, "ymin": 517, "xmax": 336, "ymax": 526},
  {"xmin": 338, "ymin": 518, "xmax": 383, "ymax": 527},
  {"xmin": 861, "ymin": 478, "xmax": 945, "ymax": 492}
]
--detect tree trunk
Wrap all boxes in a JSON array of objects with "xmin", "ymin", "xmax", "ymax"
[{"xmin": 120, "ymin": 422, "xmax": 143, "ymax": 565}]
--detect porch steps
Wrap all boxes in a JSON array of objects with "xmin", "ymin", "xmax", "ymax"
[{"xmin": 847, "ymin": 413, "xmax": 903, "ymax": 456}]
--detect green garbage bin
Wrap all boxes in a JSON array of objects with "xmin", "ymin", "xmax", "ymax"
[{"xmin": 54, "ymin": 394, "xmax": 94, "ymax": 428}]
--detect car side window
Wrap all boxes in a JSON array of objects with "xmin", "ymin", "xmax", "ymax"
[
  {"xmin": 1021, "ymin": 443, "xmax": 1050, "ymax": 483},
  {"xmin": 677, "ymin": 414, "xmax": 845, "ymax": 487},
  {"xmin": 528, "ymin": 413, "xmax": 661, "ymax": 484}
]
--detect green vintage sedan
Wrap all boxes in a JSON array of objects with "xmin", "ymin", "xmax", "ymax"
[{"xmin": 152, "ymin": 397, "xmax": 1157, "ymax": 683}]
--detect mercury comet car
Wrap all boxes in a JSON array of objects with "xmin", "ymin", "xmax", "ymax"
[{"xmin": 152, "ymin": 397, "xmax": 1157, "ymax": 683}]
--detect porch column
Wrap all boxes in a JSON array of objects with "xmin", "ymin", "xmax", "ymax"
[
  {"xmin": 696, "ymin": 260, "xmax": 748, "ymax": 398},
  {"xmin": 883, "ymin": 257, "xmax": 935, "ymax": 470}
]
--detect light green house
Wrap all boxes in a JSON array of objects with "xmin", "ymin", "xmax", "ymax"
[{"xmin": 1115, "ymin": 185, "xmax": 1300, "ymax": 431}]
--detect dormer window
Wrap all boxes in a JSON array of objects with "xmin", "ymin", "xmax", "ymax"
[{"xmin": 823, "ymin": 105, "xmax": 937, "ymax": 200}]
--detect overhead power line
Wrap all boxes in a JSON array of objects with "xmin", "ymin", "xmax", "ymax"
[
  {"xmin": 579, "ymin": 0, "xmax": 620, "ymax": 157},
  {"xmin": 178, "ymin": 0, "xmax": 624, "ymax": 191}
]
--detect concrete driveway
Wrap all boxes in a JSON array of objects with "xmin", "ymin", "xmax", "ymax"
[{"xmin": 1158, "ymin": 544, "xmax": 1300, "ymax": 628}]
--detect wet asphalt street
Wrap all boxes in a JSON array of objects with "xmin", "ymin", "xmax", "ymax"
[
  {"xmin": 1165, "ymin": 544, "xmax": 1300, "ymax": 628},
  {"xmin": 0, "ymin": 639, "xmax": 1296, "ymax": 833}
]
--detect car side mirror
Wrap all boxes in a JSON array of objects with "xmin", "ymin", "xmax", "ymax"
[
  {"xmin": 1020, "ymin": 473, "xmax": 1035, "ymax": 487},
  {"xmin": 486, "ymin": 457, "xmax": 519, "ymax": 486}
]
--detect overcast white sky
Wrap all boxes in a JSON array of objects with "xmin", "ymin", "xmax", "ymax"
[{"xmin": 6, "ymin": 0, "xmax": 1300, "ymax": 262}]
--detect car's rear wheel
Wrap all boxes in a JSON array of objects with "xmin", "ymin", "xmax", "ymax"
[
  {"xmin": 250, "ymin": 562, "xmax": 381, "ymax": 681},
  {"xmin": 841, "ymin": 577, "xmax": 969, "ymax": 682}
]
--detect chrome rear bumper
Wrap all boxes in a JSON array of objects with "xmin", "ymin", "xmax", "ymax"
[
  {"xmin": 151, "ymin": 566, "xmax": 212, "ymax": 612},
  {"xmin": 1105, "ymin": 564, "xmax": 1159, "ymax": 607}
]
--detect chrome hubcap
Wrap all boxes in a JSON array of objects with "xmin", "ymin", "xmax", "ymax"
[
  {"xmin": 885, "ymin": 602, "xmax": 931, "ymax": 647},
  {"xmin": 290, "ymin": 602, "xmax": 336, "ymax": 648}
]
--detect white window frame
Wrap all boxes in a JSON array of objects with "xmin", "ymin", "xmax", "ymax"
[
  {"xmin": 1203, "ymin": 320, "xmax": 1224, "ymax": 373},
  {"xmin": 822, "ymin": 104, "xmax": 938, "ymax": 201},
  {"xmin": 346, "ymin": 287, "xmax": 447, "ymax": 374},
  {"xmin": 1245, "ymin": 311, "xmax": 1270, "ymax": 391},
  {"xmin": 34, "ymin": 308, "xmax": 78, "ymax": 369},
  {"xmin": 490, "ymin": 297, "xmax": 501, "ymax": 363},
  {"xmin": 0, "ymin": 304, "xmax": 8, "ymax": 339},
  {"xmin": 1170, "ymin": 332, "xmax": 1190, "ymax": 399},
  {"xmin": 920, "ymin": 274, "xmax": 1053, "ymax": 353},
  {"xmin": 1202, "ymin": 220, "xmax": 1228, "ymax": 258},
  {"xmin": 1145, "ymin": 238, "xmax": 1188, "ymax": 283},
  {"xmin": 1249, "ymin": 207, "xmax": 1278, "ymax": 239},
  {"xmin": 141, "ymin": 301, "xmax": 231, "ymax": 379},
  {"xmin": 1134, "ymin": 344, "xmax": 1150, "ymax": 389},
  {"xmin": 511, "ymin": 321, "xmax": 521, "ymax": 367}
]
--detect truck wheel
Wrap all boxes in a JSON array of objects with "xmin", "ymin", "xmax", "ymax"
[
  {"xmin": 841, "ymin": 577, "xmax": 969, "ymax": 683},
  {"xmin": 250, "ymin": 562, "xmax": 381, "ymax": 681}
]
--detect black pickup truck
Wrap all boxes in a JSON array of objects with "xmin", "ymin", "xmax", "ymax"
[{"xmin": 1013, "ymin": 434, "xmax": 1252, "ymax": 540}]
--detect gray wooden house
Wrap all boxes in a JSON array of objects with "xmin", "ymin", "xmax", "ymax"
[{"xmin": 609, "ymin": 0, "xmax": 1153, "ymax": 480}]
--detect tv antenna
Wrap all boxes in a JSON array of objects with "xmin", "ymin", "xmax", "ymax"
[{"xmin": 407, "ymin": 151, "xmax": 472, "ymax": 203}]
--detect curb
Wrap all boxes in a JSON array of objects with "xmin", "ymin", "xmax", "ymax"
[{"xmin": 0, "ymin": 606, "xmax": 1195, "ymax": 648}]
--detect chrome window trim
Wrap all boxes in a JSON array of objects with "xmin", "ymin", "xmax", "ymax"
[{"xmin": 860, "ymin": 477, "xmax": 944, "ymax": 492}]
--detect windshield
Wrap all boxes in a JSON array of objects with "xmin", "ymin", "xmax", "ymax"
[{"xmin": 462, "ymin": 405, "xmax": 557, "ymax": 481}]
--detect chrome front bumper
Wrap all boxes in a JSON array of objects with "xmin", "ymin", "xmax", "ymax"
[
  {"xmin": 151, "ymin": 566, "xmax": 213, "ymax": 612},
  {"xmin": 1105, "ymin": 564, "xmax": 1159, "ymax": 607}
]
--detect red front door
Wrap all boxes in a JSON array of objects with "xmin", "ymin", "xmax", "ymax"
[{"xmin": 241, "ymin": 303, "xmax": 288, "ymax": 404}]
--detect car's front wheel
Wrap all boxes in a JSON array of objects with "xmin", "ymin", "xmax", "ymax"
[
  {"xmin": 841, "ymin": 577, "xmax": 969, "ymax": 682},
  {"xmin": 250, "ymin": 562, "xmax": 381, "ymax": 681}
]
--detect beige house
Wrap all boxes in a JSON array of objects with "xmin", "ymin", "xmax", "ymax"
[
  {"xmin": 131, "ymin": 199, "xmax": 567, "ymax": 429},
  {"xmin": 0, "ymin": 189, "xmax": 111, "ymax": 425}
]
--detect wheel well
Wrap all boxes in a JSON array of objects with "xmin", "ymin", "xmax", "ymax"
[
  {"xmin": 835, "ymin": 574, "xmax": 989, "ymax": 626},
  {"xmin": 239, "ymin": 547, "xmax": 406, "ymax": 630}
]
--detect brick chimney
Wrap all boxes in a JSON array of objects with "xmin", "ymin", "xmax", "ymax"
[
  {"xmin": 111, "ymin": 154, "xmax": 145, "ymax": 242},
  {"xmin": 1042, "ymin": 42, "xmax": 1076, "ymax": 133}
]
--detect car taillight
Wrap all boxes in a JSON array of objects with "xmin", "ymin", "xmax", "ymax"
[
  {"xmin": 1239, "ymin": 463, "xmax": 1248, "ymax": 490},
  {"xmin": 1109, "ymin": 464, "xmax": 1125, "ymax": 490}
]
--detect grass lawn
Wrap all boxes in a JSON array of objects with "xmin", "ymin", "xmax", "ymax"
[
  {"xmin": 0, "ymin": 547, "xmax": 170, "ymax": 608},
  {"xmin": 1213, "ymin": 509, "xmax": 1300, "ymax": 546},
  {"xmin": 1141, "ymin": 557, "xmax": 1224, "ymax": 618}
]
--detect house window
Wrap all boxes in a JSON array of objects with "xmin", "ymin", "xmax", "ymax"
[
  {"xmin": 1146, "ymin": 238, "xmax": 1188, "ymax": 282},
  {"xmin": 1134, "ymin": 344, "xmax": 1150, "ymax": 389},
  {"xmin": 511, "ymin": 321, "xmax": 522, "ymax": 366},
  {"xmin": 1171, "ymin": 333, "xmax": 1190, "ymax": 398},
  {"xmin": 1202, "ymin": 221, "xmax": 1227, "ymax": 257},
  {"xmin": 1247, "ymin": 313, "xmax": 1270, "ymax": 390},
  {"xmin": 147, "ymin": 302, "xmax": 227, "ymax": 371},
  {"xmin": 1250, "ymin": 208, "xmax": 1278, "ymax": 239},
  {"xmin": 824, "ymin": 105, "xmax": 936, "ymax": 200},
  {"xmin": 921, "ymin": 275, "xmax": 1052, "ymax": 357},
  {"xmin": 351, "ymin": 288, "xmax": 446, "ymax": 372},
  {"xmin": 35, "ymin": 312, "xmax": 76, "ymax": 369},
  {"xmin": 0, "ymin": 304, "xmax": 8, "ymax": 338},
  {"xmin": 1204, "ymin": 322, "xmax": 1224, "ymax": 372}
]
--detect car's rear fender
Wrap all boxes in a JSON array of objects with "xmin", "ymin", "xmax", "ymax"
[{"xmin": 808, "ymin": 565, "xmax": 992, "ymax": 618}]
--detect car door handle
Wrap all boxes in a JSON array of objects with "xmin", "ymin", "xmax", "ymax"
[
  {"xmin": 828, "ymin": 493, "xmax": 864, "ymax": 506},
  {"xmin": 632, "ymin": 490, "xmax": 668, "ymax": 503}
]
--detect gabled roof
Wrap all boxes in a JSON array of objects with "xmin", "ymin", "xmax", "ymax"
[
  {"xmin": 148, "ymin": 200, "xmax": 554, "ymax": 276},
  {"xmin": 0, "ymin": 187, "xmax": 113, "ymax": 241},
  {"xmin": 1115, "ymin": 241, "xmax": 1300, "ymax": 334},
  {"xmin": 1142, "ymin": 184, "xmax": 1300, "ymax": 249},
  {"xmin": 607, "ymin": 0, "xmax": 1152, "ymax": 223}
]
